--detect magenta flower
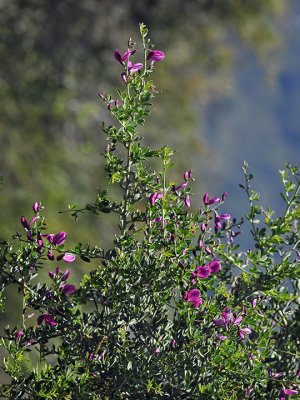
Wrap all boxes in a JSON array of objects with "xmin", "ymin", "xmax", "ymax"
[
  {"xmin": 205, "ymin": 246, "xmax": 211, "ymax": 255},
  {"xmin": 21, "ymin": 216, "xmax": 30, "ymax": 230},
  {"xmin": 185, "ymin": 195, "xmax": 191, "ymax": 207},
  {"xmin": 62, "ymin": 268, "xmax": 71, "ymax": 281},
  {"xmin": 232, "ymin": 315, "xmax": 243, "ymax": 326},
  {"xmin": 15, "ymin": 329, "xmax": 24, "ymax": 340},
  {"xmin": 62, "ymin": 253, "xmax": 76, "ymax": 263},
  {"xmin": 252, "ymin": 297, "xmax": 258, "ymax": 308},
  {"xmin": 128, "ymin": 61, "xmax": 143, "ymax": 73},
  {"xmin": 47, "ymin": 250, "xmax": 55, "ymax": 261},
  {"xmin": 54, "ymin": 231, "xmax": 67, "ymax": 245},
  {"xmin": 121, "ymin": 72, "xmax": 127, "ymax": 83},
  {"xmin": 280, "ymin": 388, "xmax": 298, "ymax": 397},
  {"xmin": 183, "ymin": 169, "xmax": 192, "ymax": 180},
  {"xmin": 114, "ymin": 49, "xmax": 133, "ymax": 65},
  {"xmin": 203, "ymin": 193, "xmax": 220, "ymax": 206},
  {"xmin": 150, "ymin": 192, "xmax": 158, "ymax": 206},
  {"xmin": 61, "ymin": 284, "xmax": 76, "ymax": 295},
  {"xmin": 218, "ymin": 214, "xmax": 231, "ymax": 220},
  {"xmin": 29, "ymin": 216, "xmax": 38, "ymax": 225},
  {"xmin": 200, "ymin": 223, "xmax": 206, "ymax": 233},
  {"xmin": 48, "ymin": 270, "xmax": 55, "ymax": 279},
  {"xmin": 195, "ymin": 265, "xmax": 211, "ymax": 278},
  {"xmin": 46, "ymin": 232, "xmax": 67, "ymax": 245},
  {"xmin": 170, "ymin": 339, "xmax": 177, "ymax": 348},
  {"xmin": 32, "ymin": 201, "xmax": 41, "ymax": 213},
  {"xmin": 37, "ymin": 313, "xmax": 57, "ymax": 327},
  {"xmin": 45, "ymin": 233, "xmax": 55, "ymax": 243},
  {"xmin": 238, "ymin": 326, "xmax": 252, "ymax": 339},
  {"xmin": 173, "ymin": 181, "xmax": 188, "ymax": 192},
  {"xmin": 209, "ymin": 260, "xmax": 221, "ymax": 273},
  {"xmin": 37, "ymin": 233, "xmax": 43, "ymax": 247},
  {"xmin": 147, "ymin": 50, "xmax": 165, "ymax": 62},
  {"xmin": 213, "ymin": 307, "xmax": 231, "ymax": 327},
  {"xmin": 184, "ymin": 288, "xmax": 202, "ymax": 308}
]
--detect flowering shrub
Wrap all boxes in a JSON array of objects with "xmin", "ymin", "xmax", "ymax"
[{"xmin": 0, "ymin": 24, "xmax": 299, "ymax": 399}]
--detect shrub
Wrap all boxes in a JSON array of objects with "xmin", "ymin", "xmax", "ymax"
[{"xmin": 0, "ymin": 24, "xmax": 299, "ymax": 399}]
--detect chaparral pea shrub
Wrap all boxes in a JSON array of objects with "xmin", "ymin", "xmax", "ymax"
[{"xmin": 0, "ymin": 24, "xmax": 299, "ymax": 400}]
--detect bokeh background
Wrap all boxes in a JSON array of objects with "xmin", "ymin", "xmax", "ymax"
[
  {"xmin": 1, "ymin": 0, "xmax": 299, "ymax": 247},
  {"xmin": 0, "ymin": 0, "xmax": 299, "ymax": 360}
]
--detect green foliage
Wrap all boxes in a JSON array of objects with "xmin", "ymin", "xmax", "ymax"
[{"xmin": 0, "ymin": 24, "xmax": 299, "ymax": 399}]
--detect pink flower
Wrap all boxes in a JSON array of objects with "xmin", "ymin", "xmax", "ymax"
[
  {"xmin": 29, "ymin": 216, "xmax": 38, "ymax": 225},
  {"xmin": 184, "ymin": 288, "xmax": 202, "ymax": 308},
  {"xmin": 15, "ymin": 329, "xmax": 24, "ymax": 340},
  {"xmin": 200, "ymin": 223, "xmax": 206, "ymax": 233},
  {"xmin": 62, "ymin": 253, "xmax": 76, "ymax": 263},
  {"xmin": 213, "ymin": 307, "xmax": 231, "ymax": 327},
  {"xmin": 203, "ymin": 193, "xmax": 220, "ymax": 206},
  {"xmin": 21, "ymin": 216, "xmax": 30, "ymax": 230},
  {"xmin": 54, "ymin": 231, "xmax": 67, "ymax": 245},
  {"xmin": 209, "ymin": 260, "xmax": 221, "ymax": 273},
  {"xmin": 252, "ymin": 297, "xmax": 258, "ymax": 308},
  {"xmin": 183, "ymin": 169, "xmax": 192, "ymax": 180},
  {"xmin": 37, "ymin": 313, "xmax": 57, "ymax": 327},
  {"xmin": 217, "ymin": 213, "xmax": 231, "ymax": 220},
  {"xmin": 32, "ymin": 201, "xmax": 42, "ymax": 214},
  {"xmin": 147, "ymin": 50, "xmax": 165, "ymax": 62},
  {"xmin": 280, "ymin": 388, "xmax": 298, "ymax": 397},
  {"xmin": 150, "ymin": 192, "xmax": 158, "ymax": 206},
  {"xmin": 37, "ymin": 233, "xmax": 43, "ymax": 247},
  {"xmin": 61, "ymin": 284, "xmax": 76, "ymax": 295},
  {"xmin": 232, "ymin": 315, "xmax": 243, "ymax": 326},
  {"xmin": 114, "ymin": 49, "xmax": 133, "ymax": 65},
  {"xmin": 184, "ymin": 195, "xmax": 191, "ymax": 207},
  {"xmin": 195, "ymin": 265, "xmax": 211, "ymax": 278},
  {"xmin": 121, "ymin": 72, "xmax": 127, "ymax": 83},
  {"xmin": 46, "ymin": 232, "xmax": 67, "ymax": 245},
  {"xmin": 238, "ymin": 326, "xmax": 252, "ymax": 339},
  {"xmin": 173, "ymin": 182, "xmax": 188, "ymax": 192},
  {"xmin": 128, "ymin": 61, "xmax": 143, "ymax": 73},
  {"xmin": 62, "ymin": 268, "xmax": 71, "ymax": 281}
]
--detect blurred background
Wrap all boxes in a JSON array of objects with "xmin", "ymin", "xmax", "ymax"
[
  {"xmin": 0, "ymin": 0, "xmax": 300, "ymax": 385},
  {"xmin": 1, "ymin": 0, "xmax": 299, "ymax": 247},
  {"xmin": 0, "ymin": 0, "xmax": 300, "ymax": 261}
]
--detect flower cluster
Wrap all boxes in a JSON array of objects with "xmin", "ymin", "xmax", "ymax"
[
  {"xmin": 49, "ymin": 267, "xmax": 76, "ymax": 296},
  {"xmin": 114, "ymin": 46, "xmax": 164, "ymax": 83},
  {"xmin": 192, "ymin": 259, "xmax": 221, "ymax": 279},
  {"xmin": 213, "ymin": 306, "xmax": 252, "ymax": 339},
  {"xmin": 183, "ymin": 288, "xmax": 202, "ymax": 308},
  {"xmin": 21, "ymin": 202, "xmax": 76, "ymax": 265}
]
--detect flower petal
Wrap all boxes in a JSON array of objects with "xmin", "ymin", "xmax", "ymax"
[{"xmin": 62, "ymin": 253, "xmax": 76, "ymax": 263}]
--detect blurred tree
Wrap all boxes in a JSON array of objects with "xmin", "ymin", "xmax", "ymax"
[{"xmin": 0, "ymin": 0, "xmax": 288, "ymax": 245}]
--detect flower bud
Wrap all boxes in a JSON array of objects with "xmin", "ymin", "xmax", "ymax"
[{"xmin": 147, "ymin": 50, "xmax": 165, "ymax": 62}]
